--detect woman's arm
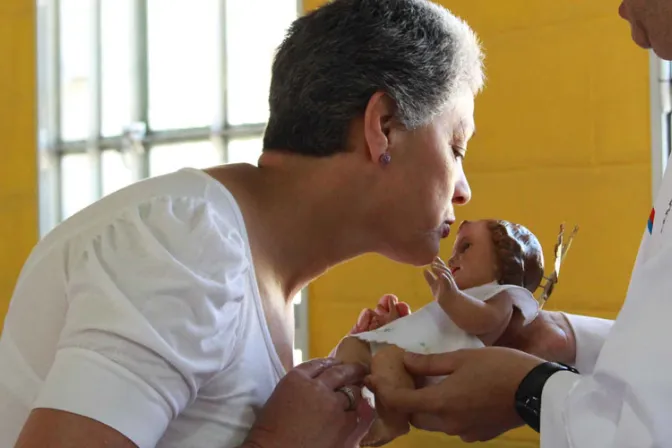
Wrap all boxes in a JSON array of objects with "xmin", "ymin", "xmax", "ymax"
[
  {"xmin": 15, "ymin": 198, "xmax": 247, "ymax": 447},
  {"xmin": 16, "ymin": 409, "xmax": 138, "ymax": 448}
]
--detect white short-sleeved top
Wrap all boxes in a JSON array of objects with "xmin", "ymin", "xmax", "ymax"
[
  {"xmin": 0, "ymin": 168, "xmax": 285, "ymax": 448},
  {"xmin": 353, "ymin": 282, "xmax": 539, "ymax": 355}
]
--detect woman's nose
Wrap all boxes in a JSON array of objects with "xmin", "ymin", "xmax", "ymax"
[{"xmin": 452, "ymin": 170, "xmax": 472, "ymax": 205}]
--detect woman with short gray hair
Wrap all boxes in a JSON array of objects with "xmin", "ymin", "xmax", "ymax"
[{"xmin": 1, "ymin": 1, "xmax": 484, "ymax": 447}]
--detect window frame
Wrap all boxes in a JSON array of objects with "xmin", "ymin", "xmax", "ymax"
[
  {"xmin": 37, "ymin": 0, "xmax": 310, "ymax": 363},
  {"xmin": 650, "ymin": 52, "xmax": 670, "ymax": 198}
]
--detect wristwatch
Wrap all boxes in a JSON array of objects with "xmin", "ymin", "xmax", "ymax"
[{"xmin": 514, "ymin": 361, "xmax": 579, "ymax": 433}]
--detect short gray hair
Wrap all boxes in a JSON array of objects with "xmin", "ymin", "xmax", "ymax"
[{"xmin": 263, "ymin": 0, "xmax": 485, "ymax": 156}]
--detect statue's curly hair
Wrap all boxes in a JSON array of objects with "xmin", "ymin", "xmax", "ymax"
[{"xmin": 485, "ymin": 220, "xmax": 544, "ymax": 293}]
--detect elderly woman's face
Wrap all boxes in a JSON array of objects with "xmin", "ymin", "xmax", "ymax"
[{"xmin": 377, "ymin": 89, "xmax": 475, "ymax": 265}]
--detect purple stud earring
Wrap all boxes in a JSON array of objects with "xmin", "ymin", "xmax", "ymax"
[{"xmin": 379, "ymin": 153, "xmax": 391, "ymax": 166}]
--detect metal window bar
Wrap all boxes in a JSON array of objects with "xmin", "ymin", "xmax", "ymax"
[
  {"xmin": 125, "ymin": 0, "xmax": 150, "ymax": 180},
  {"xmin": 213, "ymin": 0, "xmax": 229, "ymax": 162},
  {"xmin": 56, "ymin": 124, "xmax": 266, "ymax": 154},
  {"xmin": 39, "ymin": 0, "xmax": 309, "ymax": 363},
  {"xmin": 665, "ymin": 60, "xmax": 672, "ymax": 160},
  {"xmin": 37, "ymin": 0, "xmax": 63, "ymax": 236},
  {"xmin": 651, "ymin": 52, "xmax": 671, "ymax": 198},
  {"xmin": 88, "ymin": 0, "xmax": 103, "ymax": 200}
]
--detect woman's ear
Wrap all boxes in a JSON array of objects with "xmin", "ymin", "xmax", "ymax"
[{"xmin": 362, "ymin": 91, "xmax": 396, "ymax": 163}]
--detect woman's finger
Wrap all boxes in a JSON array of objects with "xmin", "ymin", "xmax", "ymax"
[
  {"xmin": 299, "ymin": 358, "xmax": 342, "ymax": 377},
  {"xmin": 334, "ymin": 384, "xmax": 363, "ymax": 412},
  {"xmin": 344, "ymin": 399, "xmax": 376, "ymax": 447},
  {"xmin": 295, "ymin": 358, "xmax": 341, "ymax": 378},
  {"xmin": 317, "ymin": 362, "xmax": 369, "ymax": 390}
]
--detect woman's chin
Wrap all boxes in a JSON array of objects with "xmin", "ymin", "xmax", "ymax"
[{"xmin": 383, "ymin": 242, "xmax": 440, "ymax": 267}]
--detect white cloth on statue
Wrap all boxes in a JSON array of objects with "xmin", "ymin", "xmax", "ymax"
[
  {"xmin": 353, "ymin": 281, "xmax": 539, "ymax": 356},
  {"xmin": 353, "ymin": 282, "xmax": 538, "ymax": 407},
  {"xmin": 539, "ymin": 152, "xmax": 672, "ymax": 448}
]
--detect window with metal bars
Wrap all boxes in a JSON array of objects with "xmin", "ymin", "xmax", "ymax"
[
  {"xmin": 651, "ymin": 54, "xmax": 671, "ymax": 196},
  {"xmin": 36, "ymin": 0, "xmax": 309, "ymax": 364}
]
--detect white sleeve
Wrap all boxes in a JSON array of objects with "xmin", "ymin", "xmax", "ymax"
[
  {"xmin": 32, "ymin": 196, "xmax": 250, "ymax": 448},
  {"xmin": 539, "ymin": 243, "xmax": 672, "ymax": 448},
  {"xmin": 562, "ymin": 313, "xmax": 614, "ymax": 374}
]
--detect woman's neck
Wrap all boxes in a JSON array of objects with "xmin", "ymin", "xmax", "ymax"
[{"xmin": 212, "ymin": 152, "xmax": 381, "ymax": 303}]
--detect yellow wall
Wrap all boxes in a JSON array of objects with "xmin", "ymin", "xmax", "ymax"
[
  {"xmin": 304, "ymin": 1, "xmax": 651, "ymax": 447},
  {"xmin": 0, "ymin": 0, "xmax": 38, "ymax": 329},
  {"xmin": 0, "ymin": 0, "xmax": 651, "ymax": 445}
]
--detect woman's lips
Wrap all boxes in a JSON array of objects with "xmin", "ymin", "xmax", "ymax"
[{"xmin": 440, "ymin": 221, "xmax": 452, "ymax": 238}]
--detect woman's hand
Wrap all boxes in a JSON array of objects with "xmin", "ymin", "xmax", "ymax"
[
  {"xmin": 366, "ymin": 347, "xmax": 544, "ymax": 443},
  {"xmin": 494, "ymin": 309, "xmax": 577, "ymax": 366},
  {"xmin": 244, "ymin": 358, "xmax": 371, "ymax": 448}
]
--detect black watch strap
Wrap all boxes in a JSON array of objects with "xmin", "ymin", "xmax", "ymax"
[{"xmin": 514, "ymin": 361, "xmax": 579, "ymax": 433}]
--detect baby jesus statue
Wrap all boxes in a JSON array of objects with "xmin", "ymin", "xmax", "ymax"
[{"xmin": 333, "ymin": 219, "xmax": 578, "ymax": 447}]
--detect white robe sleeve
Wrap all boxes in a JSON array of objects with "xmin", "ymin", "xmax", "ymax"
[
  {"xmin": 562, "ymin": 313, "xmax": 614, "ymax": 374},
  {"xmin": 31, "ymin": 196, "xmax": 249, "ymax": 448},
  {"xmin": 539, "ymin": 243, "xmax": 672, "ymax": 448}
]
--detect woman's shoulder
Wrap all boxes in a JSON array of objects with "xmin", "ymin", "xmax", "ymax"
[
  {"xmin": 31, "ymin": 168, "xmax": 251, "ymax": 274},
  {"xmin": 48, "ymin": 169, "xmax": 244, "ymax": 242}
]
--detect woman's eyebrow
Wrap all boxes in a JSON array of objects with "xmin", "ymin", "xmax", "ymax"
[
  {"xmin": 466, "ymin": 121, "xmax": 476, "ymax": 139},
  {"xmin": 456, "ymin": 121, "xmax": 475, "ymax": 141}
]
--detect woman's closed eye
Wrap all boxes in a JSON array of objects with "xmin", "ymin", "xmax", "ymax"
[{"xmin": 452, "ymin": 144, "xmax": 467, "ymax": 160}]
